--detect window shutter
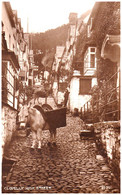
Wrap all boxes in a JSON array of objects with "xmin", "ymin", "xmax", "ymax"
[{"xmin": 79, "ymin": 78, "xmax": 91, "ymax": 94}]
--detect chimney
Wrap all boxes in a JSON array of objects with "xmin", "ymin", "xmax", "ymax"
[{"xmin": 69, "ymin": 13, "xmax": 78, "ymax": 25}]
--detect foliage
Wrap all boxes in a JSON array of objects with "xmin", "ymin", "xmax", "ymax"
[
  {"xmin": 30, "ymin": 24, "xmax": 69, "ymax": 53},
  {"xmin": 92, "ymin": 2, "xmax": 120, "ymax": 51},
  {"xmin": 19, "ymin": 85, "xmax": 34, "ymax": 103},
  {"xmin": 76, "ymin": 2, "xmax": 120, "ymax": 122},
  {"xmin": 34, "ymin": 52, "xmax": 45, "ymax": 73},
  {"xmin": 74, "ymin": 26, "xmax": 87, "ymax": 61},
  {"xmin": 58, "ymin": 67, "xmax": 70, "ymax": 82},
  {"xmin": 25, "ymin": 85, "xmax": 34, "ymax": 102}
]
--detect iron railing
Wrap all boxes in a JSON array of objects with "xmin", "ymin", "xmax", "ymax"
[{"xmin": 80, "ymin": 69, "xmax": 120, "ymax": 123}]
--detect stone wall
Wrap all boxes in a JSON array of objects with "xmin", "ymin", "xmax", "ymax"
[
  {"xmin": 1, "ymin": 105, "xmax": 17, "ymax": 157},
  {"xmin": 94, "ymin": 121, "xmax": 120, "ymax": 180}
]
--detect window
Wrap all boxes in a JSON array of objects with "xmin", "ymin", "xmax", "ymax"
[
  {"xmin": 2, "ymin": 60, "xmax": 17, "ymax": 108},
  {"xmin": 20, "ymin": 76, "xmax": 25, "ymax": 81},
  {"xmin": 90, "ymin": 54, "xmax": 95, "ymax": 68},
  {"xmin": 79, "ymin": 78, "xmax": 91, "ymax": 94},
  {"xmin": 91, "ymin": 48, "xmax": 95, "ymax": 52},
  {"xmin": 84, "ymin": 47, "xmax": 96, "ymax": 72}
]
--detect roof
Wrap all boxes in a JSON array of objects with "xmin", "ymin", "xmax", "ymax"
[
  {"xmin": 3, "ymin": 2, "xmax": 15, "ymax": 27},
  {"xmin": 78, "ymin": 9, "xmax": 92, "ymax": 27},
  {"xmin": 13, "ymin": 10, "xmax": 18, "ymax": 24},
  {"xmin": 87, "ymin": 2, "xmax": 101, "ymax": 26}
]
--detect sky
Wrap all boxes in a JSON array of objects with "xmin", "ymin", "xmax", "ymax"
[{"xmin": 8, "ymin": 0, "xmax": 95, "ymax": 33}]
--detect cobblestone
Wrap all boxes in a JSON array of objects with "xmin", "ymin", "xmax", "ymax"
[{"xmin": 2, "ymin": 115, "xmax": 120, "ymax": 193}]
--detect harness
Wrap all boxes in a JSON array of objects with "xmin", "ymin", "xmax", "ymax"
[{"xmin": 33, "ymin": 105, "xmax": 48, "ymax": 129}]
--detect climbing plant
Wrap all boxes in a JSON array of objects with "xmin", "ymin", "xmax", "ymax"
[
  {"xmin": 75, "ymin": 2, "xmax": 120, "ymax": 83},
  {"xmin": 75, "ymin": 2, "xmax": 120, "ymax": 122}
]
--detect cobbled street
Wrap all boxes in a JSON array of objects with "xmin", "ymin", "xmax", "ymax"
[{"xmin": 2, "ymin": 114, "xmax": 120, "ymax": 193}]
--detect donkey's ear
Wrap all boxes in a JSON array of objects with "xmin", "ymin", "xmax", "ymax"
[
  {"xmin": 28, "ymin": 101, "xmax": 33, "ymax": 108},
  {"xmin": 27, "ymin": 102, "xmax": 31, "ymax": 108}
]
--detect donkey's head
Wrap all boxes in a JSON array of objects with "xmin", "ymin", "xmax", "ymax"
[{"xmin": 18, "ymin": 104, "xmax": 29, "ymax": 123}]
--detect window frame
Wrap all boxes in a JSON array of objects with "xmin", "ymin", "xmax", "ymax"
[
  {"xmin": 84, "ymin": 47, "xmax": 96, "ymax": 74},
  {"xmin": 2, "ymin": 60, "xmax": 17, "ymax": 109}
]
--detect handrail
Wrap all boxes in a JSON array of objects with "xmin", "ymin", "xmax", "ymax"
[{"xmin": 80, "ymin": 70, "xmax": 120, "ymax": 122}]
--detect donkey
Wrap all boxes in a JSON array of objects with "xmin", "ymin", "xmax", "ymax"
[
  {"xmin": 18, "ymin": 104, "xmax": 56, "ymax": 150},
  {"xmin": 33, "ymin": 87, "xmax": 47, "ymax": 104}
]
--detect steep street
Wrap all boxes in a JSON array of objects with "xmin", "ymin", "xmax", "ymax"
[
  {"xmin": 2, "ymin": 115, "xmax": 119, "ymax": 193},
  {"xmin": 2, "ymin": 2, "xmax": 120, "ymax": 194}
]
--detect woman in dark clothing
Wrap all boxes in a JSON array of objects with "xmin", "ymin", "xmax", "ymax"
[{"xmin": 64, "ymin": 88, "xmax": 70, "ymax": 107}]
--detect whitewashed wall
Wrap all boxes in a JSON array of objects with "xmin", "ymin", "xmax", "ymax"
[{"xmin": 69, "ymin": 74, "xmax": 97, "ymax": 113}]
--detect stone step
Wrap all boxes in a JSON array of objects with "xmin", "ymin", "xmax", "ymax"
[{"xmin": 80, "ymin": 129, "xmax": 94, "ymax": 137}]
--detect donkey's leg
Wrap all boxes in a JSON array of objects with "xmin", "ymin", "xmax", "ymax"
[
  {"xmin": 31, "ymin": 131, "xmax": 36, "ymax": 148},
  {"xmin": 47, "ymin": 129, "xmax": 53, "ymax": 147},
  {"xmin": 49, "ymin": 129, "xmax": 54, "ymax": 144},
  {"xmin": 49, "ymin": 129, "xmax": 56, "ymax": 145},
  {"xmin": 37, "ymin": 128, "xmax": 42, "ymax": 149},
  {"xmin": 52, "ymin": 129, "xmax": 57, "ymax": 145}
]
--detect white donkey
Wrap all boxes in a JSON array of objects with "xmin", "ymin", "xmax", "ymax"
[{"xmin": 18, "ymin": 104, "xmax": 57, "ymax": 150}]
